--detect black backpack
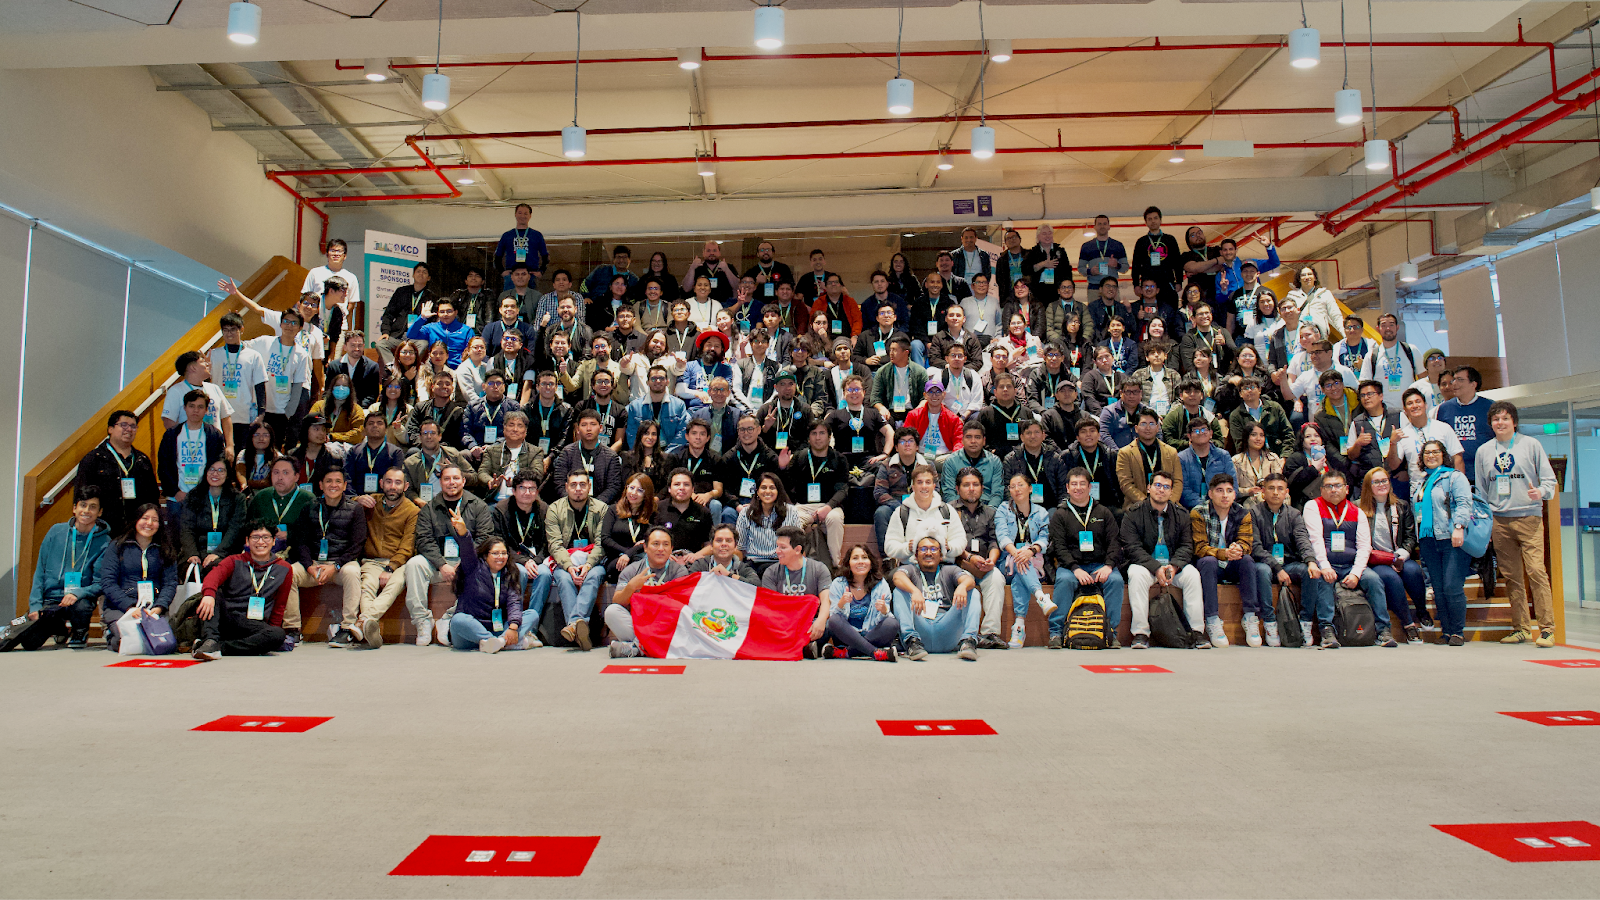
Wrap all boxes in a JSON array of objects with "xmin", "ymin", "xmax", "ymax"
[
  {"xmin": 1148, "ymin": 588, "xmax": 1191, "ymax": 648},
  {"xmin": 1275, "ymin": 584, "xmax": 1305, "ymax": 648},
  {"xmin": 1333, "ymin": 585, "xmax": 1376, "ymax": 646},
  {"xmin": 1065, "ymin": 590, "xmax": 1107, "ymax": 650}
]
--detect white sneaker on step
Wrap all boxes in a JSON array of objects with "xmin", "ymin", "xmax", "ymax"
[
  {"xmin": 1263, "ymin": 621, "xmax": 1281, "ymax": 647},
  {"xmin": 1242, "ymin": 614, "xmax": 1263, "ymax": 647},
  {"xmin": 414, "ymin": 618, "xmax": 433, "ymax": 647},
  {"xmin": 1204, "ymin": 617, "xmax": 1229, "ymax": 648},
  {"xmin": 1008, "ymin": 620, "xmax": 1026, "ymax": 650},
  {"xmin": 435, "ymin": 616, "xmax": 451, "ymax": 647}
]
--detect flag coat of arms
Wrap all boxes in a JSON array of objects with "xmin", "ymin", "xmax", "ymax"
[{"xmin": 630, "ymin": 572, "xmax": 818, "ymax": 660}]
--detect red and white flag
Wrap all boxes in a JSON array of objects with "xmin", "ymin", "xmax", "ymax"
[{"xmin": 630, "ymin": 572, "xmax": 818, "ymax": 660}]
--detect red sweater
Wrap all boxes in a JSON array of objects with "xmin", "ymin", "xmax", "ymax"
[{"xmin": 903, "ymin": 403, "xmax": 964, "ymax": 453}]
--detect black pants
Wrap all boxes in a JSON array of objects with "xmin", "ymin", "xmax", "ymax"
[
  {"xmin": 16, "ymin": 599, "xmax": 95, "ymax": 650},
  {"xmin": 202, "ymin": 612, "xmax": 286, "ymax": 656}
]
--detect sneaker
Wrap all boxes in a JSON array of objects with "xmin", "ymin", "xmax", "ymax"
[
  {"xmin": 903, "ymin": 637, "xmax": 928, "ymax": 661},
  {"xmin": 560, "ymin": 621, "xmax": 576, "ymax": 643},
  {"xmin": 346, "ymin": 619, "xmax": 365, "ymax": 644},
  {"xmin": 802, "ymin": 641, "xmax": 820, "ymax": 660},
  {"xmin": 1106, "ymin": 632, "xmax": 1121, "ymax": 649},
  {"xmin": 1047, "ymin": 633, "xmax": 1064, "ymax": 650},
  {"xmin": 327, "ymin": 623, "xmax": 340, "ymax": 642},
  {"xmin": 360, "ymin": 617, "xmax": 384, "ymax": 649},
  {"xmin": 1404, "ymin": 624, "xmax": 1422, "ymax": 644},
  {"xmin": 434, "ymin": 616, "xmax": 450, "ymax": 647},
  {"xmin": 285, "ymin": 628, "xmax": 303, "ymax": 645},
  {"xmin": 1189, "ymin": 631, "xmax": 1211, "ymax": 650},
  {"xmin": 1377, "ymin": 628, "xmax": 1398, "ymax": 648},
  {"xmin": 193, "ymin": 639, "xmax": 222, "ymax": 661},
  {"xmin": 1008, "ymin": 620, "xmax": 1026, "ymax": 649},
  {"xmin": 827, "ymin": 646, "xmax": 850, "ymax": 659},
  {"xmin": 1263, "ymin": 621, "xmax": 1281, "ymax": 648},
  {"xmin": 1205, "ymin": 617, "xmax": 1229, "ymax": 648},
  {"xmin": 1448, "ymin": 633, "xmax": 1465, "ymax": 646},
  {"xmin": 278, "ymin": 636, "xmax": 296, "ymax": 652},
  {"xmin": 520, "ymin": 631, "xmax": 542, "ymax": 650},
  {"xmin": 609, "ymin": 639, "xmax": 641, "ymax": 658},
  {"xmin": 1036, "ymin": 594, "xmax": 1057, "ymax": 617},
  {"xmin": 955, "ymin": 638, "xmax": 978, "ymax": 661},
  {"xmin": 873, "ymin": 645, "xmax": 898, "ymax": 662},
  {"xmin": 479, "ymin": 636, "xmax": 505, "ymax": 654},
  {"xmin": 1499, "ymin": 629, "xmax": 1532, "ymax": 644},
  {"xmin": 53, "ymin": 632, "xmax": 70, "ymax": 646},
  {"xmin": 1130, "ymin": 634, "xmax": 1149, "ymax": 650},
  {"xmin": 1418, "ymin": 614, "xmax": 1437, "ymax": 630},
  {"xmin": 573, "ymin": 619, "xmax": 591, "ymax": 651},
  {"xmin": 977, "ymin": 632, "xmax": 1008, "ymax": 650},
  {"xmin": 1320, "ymin": 628, "xmax": 1340, "ymax": 649},
  {"xmin": 1301, "ymin": 622, "xmax": 1317, "ymax": 647},
  {"xmin": 66, "ymin": 630, "xmax": 88, "ymax": 649},
  {"xmin": 329, "ymin": 629, "xmax": 354, "ymax": 648},
  {"xmin": 1536, "ymin": 629, "xmax": 1556, "ymax": 648},
  {"xmin": 1242, "ymin": 614, "xmax": 1263, "ymax": 647},
  {"xmin": 414, "ymin": 618, "xmax": 433, "ymax": 647}
]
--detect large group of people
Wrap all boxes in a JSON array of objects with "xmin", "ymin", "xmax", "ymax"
[{"xmin": 14, "ymin": 205, "xmax": 1560, "ymax": 662}]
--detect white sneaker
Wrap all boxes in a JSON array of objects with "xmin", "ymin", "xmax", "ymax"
[
  {"xmin": 327, "ymin": 623, "xmax": 340, "ymax": 642},
  {"xmin": 414, "ymin": 618, "xmax": 433, "ymax": 647},
  {"xmin": 1008, "ymin": 620, "xmax": 1026, "ymax": 650},
  {"xmin": 1242, "ymin": 614, "xmax": 1263, "ymax": 647},
  {"xmin": 1205, "ymin": 616, "xmax": 1229, "ymax": 648},
  {"xmin": 1035, "ymin": 591, "xmax": 1057, "ymax": 617},
  {"xmin": 479, "ymin": 636, "xmax": 505, "ymax": 654},
  {"xmin": 520, "ymin": 631, "xmax": 542, "ymax": 650},
  {"xmin": 1263, "ymin": 621, "xmax": 1281, "ymax": 647},
  {"xmin": 1301, "ymin": 621, "xmax": 1318, "ymax": 647},
  {"xmin": 435, "ymin": 616, "xmax": 451, "ymax": 647}
]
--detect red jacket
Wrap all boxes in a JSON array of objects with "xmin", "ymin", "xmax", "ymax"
[
  {"xmin": 809, "ymin": 291, "xmax": 864, "ymax": 336},
  {"xmin": 903, "ymin": 403, "xmax": 964, "ymax": 453}
]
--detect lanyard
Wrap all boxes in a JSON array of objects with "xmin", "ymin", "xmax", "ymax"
[
  {"xmin": 778, "ymin": 402, "xmax": 796, "ymax": 433},
  {"xmin": 140, "ymin": 548, "xmax": 149, "ymax": 581},
  {"xmin": 626, "ymin": 519, "xmax": 643, "ymax": 544},
  {"xmin": 493, "ymin": 572, "xmax": 502, "ymax": 610},
  {"xmin": 806, "ymin": 451, "xmax": 827, "ymax": 482},
  {"xmin": 1140, "ymin": 442, "xmax": 1162, "ymax": 476},
  {"xmin": 995, "ymin": 403, "xmax": 1018, "ymax": 424},
  {"xmin": 513, "ymin": 507, "xmax": 537, "ymax": 550},
  {"xmin": 182, "ymin": 425, "xmax": 203, "ymax": 452},
  {"xmin": 1024, "ymin": 451, "xmax": 1044, "ymax": 482},
  {"xmin": 1068, "ymin": 501, "xmax": 1093, "ymax": 530},
  {"xmin": 1326, "ymin": 499, "xmax": 1351, "ymax": 529},
  {"xmin": 537, "ymin": 401, "xmax": 554, "ymax": 435},
  {"xmin": 316, "ymin": 503, "xmax": 331, "ymax": 538},
  {"xmin": 64, "ymin": 528, "xmax": 87, "ymax": 571},
  {"xmin": 783, "ymin": 559, "xmax": 808, "ymax": 591},
  {"xmin": 738, "ymin": 450, "xmax": 761, "ymax": 477},
  {"xmin": 248, "ymin": 563, "xmax": 271, "ymax": 596},
  {"xmin": 687, "ymin": 453, "xmax": 704, "ymax": 475},
  {"xmin": 269, "ymin": 493, "xmax": 294, "ymax": 525},
  {"xmin": 1078, "ymin": 447, "xmax": 1100, "ymax": 478},
  {"xmin": 209, "ymin": 494, "xmax": 221, "ymax": 530},
  {"xmin": 365, "ymin": 440, "xmax": 387, "ymax": 469},
  {"xmin": 1013, "ymin": 501, "xmax": 1033, "ymax": 543},
  {"xmin": 571, "ymin": 506, "xmax": 591, "ymax": 545}
]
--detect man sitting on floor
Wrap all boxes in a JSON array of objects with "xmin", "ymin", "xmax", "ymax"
[
  {"xmin": 891, "ymin": 534, "xmax": 980, "ymax": 661},
  {"xmin": 192, "ymin": 522, "xmax": 294, "ymax": 659}
]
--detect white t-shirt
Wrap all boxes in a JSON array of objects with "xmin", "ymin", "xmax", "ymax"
[
  {"xmin": 209, "ymin": 344, "xmax": 267, "ymax": 423},
  {"xmin": 174, "ymin": 425, "xmax": 209, "ymax": 496},
  {"xmin": 1290, "ymin": 364, "xmax": 1357, "ymax": 411},
  {"xmin": 260, "ymin": 308, "xmax": 325, "ymax": 376},
  {"xmin": 1408, "ymin": 377, "xmax": 1441, "ymax": 414},
  {"xmin": 1358, "ymin": 341, "xmax": 1422, "ymax": 411},
  {"xmin": 161, "ymin": 380, "xmax": 235, "ymax": 429},
  {"xmin": 301, "ymin": 265, "xmax": 360, "ymax": 322},
  {"xmin": 1395, "ymin": 418, "xmax": 1464, "ymax": 486},
  {"xmin": 246, "ymin": 335, "xmax": 312, "ymax": 414}
]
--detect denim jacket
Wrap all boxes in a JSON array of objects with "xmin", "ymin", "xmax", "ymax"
[
  {"xmin": 994, "ymin": 500, "xmax": 1051, "ymax": 567},
  {"xmin": 828, "ymin": 576, "xmax": 891, "ymax": 633},
  {"xmin": 1413, "ymin": 466, "xmax": 1473, "ymax": 541}
]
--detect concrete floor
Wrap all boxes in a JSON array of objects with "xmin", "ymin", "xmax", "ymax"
[{"xmin": 2, "ymin": 638, "xmax": 1599, "ymax": 899}]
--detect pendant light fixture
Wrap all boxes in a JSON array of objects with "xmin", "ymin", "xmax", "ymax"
[
  {"xmin": 1288, "ymin": 0, "xmax": 1319, "ymax": 68},
  {"xmin": 1362, "ymin": 0, "xmax": 1389, "ymax": 170},
  {"xmin": 886, "ymin": 2, "xmax": 914, "ymax": 115},
  {"xmin": 1333, "ymin": 0, "xmax": 1362, "ymax": 125},
  {"xmin": 754, "ymin": 4, "xmax": 785, "ymax": 51},
  {"xmin": 936, "ymin": 151, "xmax": 954, "ymax": 170},
  {"xmin": 563, "ymin": 11, "xmax": 586, "ymax": 158},
  {"xmin": 421, "ymin": 0, "xmax": 450, "ymax": 111},
  {"xmin": 678, "ymin": 48, "xmax": 703, "ymax": 70},
  {"xmin": 988, "ymin": 39, "xmax": 1012, "ymax": 63},
  {"xmin": 363, "ymin": 59, "xmax": 393, "ymax": 82},
  {"xmin": 696, "ymin": 153, "xmax": 717, "ymax": 177},
  {"xmin": 970, "ymin": 2, "xmax": 995, "ymax": 159},
  {"xmin": 227, "ymin": 1, "xmax": 260, "ymax": 45}
]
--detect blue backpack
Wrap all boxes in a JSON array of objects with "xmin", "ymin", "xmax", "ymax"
[{"xmin": 1462, "ymin": 488, "xmax": 1494, "ymax": 559}]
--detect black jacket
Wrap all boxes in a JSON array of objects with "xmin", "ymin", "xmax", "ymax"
[
  {"xmin": 414, "ymin": 492, "xmax": 496, "ymax": 570},
  {"xmin": 288, "ymin": 496, "xmax": 368, "ymax": 568},
  {"xmin": 380, "ymin": 284, "xmax": 435, "ymax": 337},
  {"xmin": 1001, "ymin": 447, "xmax": 1068, "ymax": 510},
  {"xmin": 1062, "ymin": 440, "xmax": 1124, "ymax": 511},
  {"xmin": 405, "ymin": 400, "xmax": 469, "ymax": 450},
  {"xmin": 324, "ymin": 355, "xmax": 384, "ymax": 409},
  {"xmin": 778, "ymin": 448, "xmax": 849, "ymax": 509},
  {"xmin": 76, "ymin": 440, "xmax": 161, "ymax": 537},
  {"xmin": 493, "ymin": 496, "xmax": 549, "ymax": 565},
  {"xmin": 1048, "ymin": 500, "xmax": 1121, "ymax": 571},
  {"xmin": 178, "ymin": 490, "xmax": 248, "ymax": 564},
  {"xmin": 1247, "ymin": 500, "xmax": 1317, "ymax": 576},
  {"xmin": 654, "ymin": 500, "xmax": 714, "ymax": 553},
  {"xmin": 551, "ymin": 441, "xmax": 623, "ymax": 505},
  {"xmin": 1119, "ymin": 499, "xmax": 1194, "ymax": 573}
]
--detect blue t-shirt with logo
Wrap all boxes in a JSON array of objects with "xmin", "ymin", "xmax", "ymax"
[{"xmin": 1436, "ymin": 396, "xmax": 1494, "ymax": 465}]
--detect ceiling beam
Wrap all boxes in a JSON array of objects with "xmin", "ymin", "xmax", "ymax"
[{"xmin": 393, "ymin": 73, "xmax": 507, "ymax": 204}]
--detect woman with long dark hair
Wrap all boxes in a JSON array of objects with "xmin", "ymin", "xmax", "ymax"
[
  {"xmin": 1231, "ymin": 420, "xmax": 1283, "ymax": 503},
  {"xmin": 287, "ymin": 414, "xmax": 343, "ymax": 491},
  {"xmin": 236, "ymin": 421, "xmax": 279, "ymax": 492},
  {"xmin": 369, "ymin": 377, "xmax": 412, "ymax": 448},
  {"xmin": 446, "ymin": 505, "xmax": 528, "ymax": 652},
  {"xmin": 630, "ymin": 253, "xmax": 680, "ymax": 304},
  {"xmin": 389, "ymin": 341, "xmax": 423, "ymax": 405},
  {"xmin": 888, "ymin": 252, "xmax": 921, "ymax": 304},
  {"xmin": 1282, "ymin": 421, "xmax": 1350, "ymax": 508},
  {"xmin": 823, "ymin": 543, "xmax": 898, "ymax": 660},
  {"xmin": 180, "ymin": 459, "xmax": 247, "ymax": 573},
  {"xmin": 95, "ymin": 503, "xmax": 179, "ymax": 651},
  {"xmin": 1358, "ymin": 466, "xmax": 1426, "ymax": 642},
  {"xmin": 603, "ymin": 474, "xmax": 657, "ymax": 581},
  {"xmin": 310, "ymin": 372, "xmax": 362, "ymax": 446},
  {"xmin": 621, "ymin": 420, "xmax": 670, "ymax": 489},
  {"xmin": 735, "ymin": 472, "xmax": 800, "ymax": 576}
]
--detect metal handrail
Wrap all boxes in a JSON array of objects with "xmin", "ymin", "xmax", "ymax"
[{"xmin": 37, "ymin": 370, "xmax": 187, "ymax": 508}]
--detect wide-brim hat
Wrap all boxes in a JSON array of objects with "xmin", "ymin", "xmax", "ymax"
[{"xmin": 695, "ymin": 330, "xmax": 729, "ymax": 351}]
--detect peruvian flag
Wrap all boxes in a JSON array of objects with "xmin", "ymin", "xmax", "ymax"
[{"xmin": 630, "ymin": 572, "xmax": 818, "ymax": 660}]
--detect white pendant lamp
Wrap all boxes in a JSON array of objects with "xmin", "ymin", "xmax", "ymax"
[
  {"xmin": 1364, "ymin": 139, "xmax": 1390, "ymax": 171},
  {"xmin": 421, "ymin": 73, "xmax": 450, "ymax": 110},
  {"xmin": 1334, "ymin": 89, "xmax": 1363, "ymax": 125},
  {"xmin": 227, "ymin": 1, "xmax": 260, "ymax": 45},
  {"xmin": 696, "ymin": 153, "xmax": 717, "ymax": 177},
  {"xmin": 988, "ymin": 39, "xmax": 1013, "ymax": 63},
  {"xmin": 678, "ymin": 48, "xmax": 702, "ymax": 70},
  {"xmin": 887, "ymin": 78, "xmax": 914, "ymax": 115},
  {"xmin": 1289, "ymin": 27, "xmax": 1320, "ymax": 68},
  {"xmin": 970, "ymin": 125, "xmax": 996, "ymax": 159},
  {"xmin": 363, "ymin": 59, "xmax": 392, "ymax": 82},
  {"xmin": 563, "ymin": 126, "xmax": 587, "ymax": 159},
  {"xmin": 754, "ymin": 5, "xmax": 785, "ymax": 50},
  {"xmin": 1169, "ymin": 144, "xmax": 1186, "ymax": 164},
  {"xmin": 1398, "ymin": 262, "xmax": 1418, "ymax": 282},
  {"xmin": 936, "ymin": 153, "xmax": 954, "ymax": 171}
]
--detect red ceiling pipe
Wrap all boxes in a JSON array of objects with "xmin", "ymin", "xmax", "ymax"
[
  {"xmin": 266, "ymin": 170, "xmax": 330, "ymax": 258},
  {"xmin": 270, "ymin": 136, "xmax": 460, "ymax": 207},
  {"xmin": 421, "ymin": 105, "xmax": 1463, "ymax": 145}
]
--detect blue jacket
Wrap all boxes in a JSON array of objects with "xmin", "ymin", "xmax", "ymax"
[
  {"xmin": 404, "ymin": 318, "xmax": 474, "ymax": 367},
  {"xmin": 1215, "ymin": 246, "xmax": 1280, "ymax": 300},
  {"xmin": 1178, "ymin": 446, "xmax": 1237, "ymax": 509},
  {"xmin": 994, "ymin": 499, "xmax": 1051, "ymax": 567},
  {"xmin": 625, "ymin": 395, "xmax": 690, "ymax": 454},
  {"xmin": 1098, "ymin": 399, "xmax": 1138, "ymax": 450},
  {"xmin": 96, "ymin": 540, "xmax": 179, "ymax": 613},
  {"xmin": 1413, "ymin": 466, "xmax": 1473, "ymax": 540},
  {"xmin": 29, "ymin": 521, "xmax": 111, "ymax": 612},
  {"xmin": 342, "ymin": 440, "xmax": 406, "ymax": 492}
]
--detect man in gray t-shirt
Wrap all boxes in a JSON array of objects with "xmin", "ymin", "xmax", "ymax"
[
  {"xmin": 758, "ymin": 526, "xmax": 831, "ymax": 656},
  {"xmin": 606, "ymin": 526, "xmax": 690, "ymax": 657},
  {"xmin": 891, "ymin": 535, "xmax": 979, "ymax": 660}
]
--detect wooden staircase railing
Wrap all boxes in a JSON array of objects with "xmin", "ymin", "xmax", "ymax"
[{"xmin": 12, "ymin": 255, "xmax": 309, "ymax": 617}]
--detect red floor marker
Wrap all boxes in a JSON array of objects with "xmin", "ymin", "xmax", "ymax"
[
  {"xmin": 1499, "ymin": 710, "xmax": 1600, "ymax": 726},
  {"xmin": 1434, "ymin": 821, "xmax": 1600, "ymax": 862},
  {"xmin": 1082, "ymin": 664, "xmax": 1170, "ymax": 674},
  {"xmin": 600, "ymin": 664, "xmax": 685, "ymax": 674},
  {"xmin": 389, "ymin": 835, "xmax": 601, "ymax": 877},
  {"xmin": 877, "ymin": 719, "xmax": 995, "ymax": 736},
  {"xmin": 105, "ymin": 659, "xmax": 203, "ymax": 669},
  {"xmin": 191, "ymin": 715, "xmax": 331, "ymax": 733},
  {"xmin": 1528, "ymin": 659, "xmax": 1600, "ymax": 668}
]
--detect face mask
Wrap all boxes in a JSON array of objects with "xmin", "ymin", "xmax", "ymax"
[
  {"xmin": 331, "ymin": 386, "xmax": 351, "ymax": 401},
  {"xmin": 1306, "ymin": 445, "xmax": 1326, "ymax": 462}
]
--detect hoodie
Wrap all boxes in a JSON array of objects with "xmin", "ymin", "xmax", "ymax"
[{"xmin": 28, "ymin": 520, "xmax": 111, "ymax": 612}]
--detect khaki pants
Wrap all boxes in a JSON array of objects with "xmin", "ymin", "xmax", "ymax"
[
  {"xmin": 358, "ymin": 558, "xmax": 410, "ymax": 623},
  {"xmin": 289, "ymin": 561, "xmax": 363, "ymax": 632},
  {"xmin": 1492, "ymin": 514, "xmax": 1554, "ymax": 632},
  {"xmin": 792, "ymin": 502, "xmax": 845, "ymax": 565},
  {"xmin": 402, "ymin": 554, "xmax": 452, "ymax": 631}
]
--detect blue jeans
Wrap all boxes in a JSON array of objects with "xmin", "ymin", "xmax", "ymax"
[
  {"xmin": 552, "ymin": 566, "xmax": 603, "ymax": 625},
  {"xmin": 708, "ymin": 498, "xmax": 724, "ymax": 527},
  {"xmin": 1251, "ymin": 561, "xmax": 1310, "ymax": 624},
  {"xmin": 1195, "ymin": 555, "xmax": 1261, "ymax": 618},
  {"xmin": 517, "ymin": 564, "xmax": 554, "ymax": 634},
  {"xmin": 1049, "ymin": 566, "xmax": 1124, "ymax": 636},
  {"xmin": 893, "ymin": 588, "xmax": 981, "ymax": 652},
  {"xmin": 1007, "ymin": 559, "xmax": 1045, "ymax": 615},
  {"xmin": 448, "ymin": 612, "xmax": 527, "ymax": 651},
  {"xmin": 910, "ymin": 339, "xmax": 928, "ymax": 368},
  {"xmin": 1370, "ymin": 560, "xmax": 1423, "ymax": 628},
  {"xmin": 1419, "ymin": 537, "xmax": 1470, "ymax": 636},
  {"xmin": 1307, "ymin": 565, "xmax": 1389, "ymax": 629}
]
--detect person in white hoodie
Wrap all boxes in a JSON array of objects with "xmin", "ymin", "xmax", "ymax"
[
  {"xmin": 882, "ymin": 464, "xmax": 968, "ymax": 566},
  {"xmin": 1474, "ymin": 400, "xmax": 1558, "ymax": 647}
]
